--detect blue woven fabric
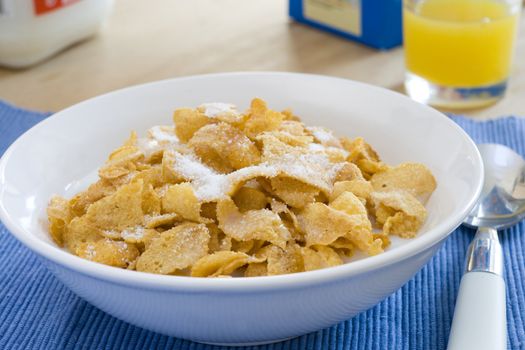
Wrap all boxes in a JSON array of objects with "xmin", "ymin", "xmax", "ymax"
[{"xmin": 0, "ymin": 100, "xmax": 524, "ymax": 350}]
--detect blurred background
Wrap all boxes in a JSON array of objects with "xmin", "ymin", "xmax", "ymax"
[{"xmin": 0, "ymin": 0, "xmax": 523, "ymax": 118}]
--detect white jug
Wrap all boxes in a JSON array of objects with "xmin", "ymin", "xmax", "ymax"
[{"xmin": 0, "ymin": 0, "xmax": 114, "ymax": 68}]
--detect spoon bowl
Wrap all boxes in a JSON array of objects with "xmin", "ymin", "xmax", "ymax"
[{"xmin": 464, "ymin": 143, "xmax": 525, "ymax": 229}]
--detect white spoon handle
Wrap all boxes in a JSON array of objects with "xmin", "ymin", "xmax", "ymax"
[
  {"xmin": 447, "ymin": 227, "xmax": 506, "ymax": 350},
  {"xmin": 447, "ymin": 272, "xmax": 506, "ymax": 350}
]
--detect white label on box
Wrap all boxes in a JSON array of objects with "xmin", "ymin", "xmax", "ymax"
[{"xmin": 304, "ymin": 0, "xmax": 362, "ymax": 36}]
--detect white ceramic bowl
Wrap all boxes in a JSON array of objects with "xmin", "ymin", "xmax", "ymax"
[{"xmin": 0, "ymin": 72, "xmax": 483, "ymax": 346}]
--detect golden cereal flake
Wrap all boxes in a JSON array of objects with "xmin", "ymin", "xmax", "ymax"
[
  {"xmin": 323, "ymin": 146, "xmax": 350, "ymax": 163},
  {"xmin": 136, "ymin": 125, "xmax": 186, "ymax": 163},
  {"xmin": 197, "ymin": 103, "xmax": 244, "ymax": 124},
  {"xmin": 98, "ymin": 165, "xmax": 134, "ymax": 181},
  {"xmin": 64, "ymin": 216, "xmax": 104, "ymax": 252},
  {"xmin": 217, "ymin": 198, "xmax": 291, "ymax": 249},
  {"xmin": 136, "ymin": 223, "xmax": 210, "ymax": 275},
  {"xmin": 370, "ymin": 162, "xmax": 437, "ymax": 204},
  {"xmin": 299, "ymin": 201, "xmax": 376, "ymax": 253},
  {"xmin": 366, "ymin": 237, "xmax": 384, "ymax": 255},
  {"xmin": 131, "ymin": 165, "xmax": 165, "ymax": 188},
  {"xmin": 100, "ymin": 226, "xmax": 160, "ymax": 246},
  {"xmin": 127, "ymin": 259, "xmax": 138, "ymax": 271},
  {"xmin": 231, "ymin": 239, "xmax": 263, "ymax": 254},
  {"xmin": 109, "ymin": 133, "xmax": 141, "ymax": 159},
  {"xmin": 356, "ymin": 159, "xmax": 388, "ymax": 179},
  {"xmin": 372, "ymin": 190, "xmax": 427, "ymax": 222},
  {"xmin": 191, "ymin": 251, "xmax": 261, "ymax": 277},
  {"xmin": 144, "ymin": 213, "xmax": 181, "ymax": 228},
  {"xmin": 260, "ymin": 120, "xmax": 313, "ymax": 147},
  {"xmin": 161, "ymin": 151, "xmax": 186, "ymax": 184},
  {"xmin": 334, "ymin": 162, "xmax": 365, "ymax": 182},
  {"xmin": 373, "ymin": 233, "xmax": 391, "ymax": 249},
  {"xmin": 244, "ymin": 262, "xmax": 268, "ymax": 277},
  {"xmin": 232, "ymin": 187, "xmax": 268, "ymax": 211},
  {"xmin": 345, "ymin": 225, "xmax": 380, "ymax": 255},
  {"xmin": 99, "ymin": 133, "xmax": 144, "ymax": 180},
  {"xmin": 266, "ymin": 243, "xmax": 304, "ymax": 275},
  {"xmin": 330, "ymin": 180, "xmax": 373, "ymax": 203},
  {"xmin": 219, "ymin": 236, "xmax": 233, "ymax": 251},
  {"xmin": 270, "ymin": 177, "xmax": 319, "ymax": 209},
  {"xmin": 342, "ymin": 137, "xmax": 386, "ymax": 178},
  {"xmin": 141, "ymin": 183, "xmax": 161, "ymax": 215},
  {"xmin": 330, "ymin": 191, "xmax": 368, "ymax": 216},
  {"xmin": 269, "ymin": 198, "xmax": 301, "ymax": 233},
  {"xmin": 281, "ymin": 109, "xmax": 301, "ymax": 121},
  {"xmin": 340, "ymin": 226, "xmax": 378, "ymax": 254},
  {"xmin": 342, "ymin": 137, "xmax": 379, "ymax": 162},
  {"xmin": 329, "ymin": 237, "xmax": 355, "ymax": 257},
  {"xmin": 85, "ymin": 180, "xmax": 144, "ymax": 231},
  {"xmin": 302, "ymin": 245, "xmax": 343, "ymax": 271},
  {"xmin": 264, "ymin": 130, "xmax": 313, "ymax": 147},
  {"xmin": 279, "ymin": 120, "xmax": 308, "ymax": 135},
  {"xmin": 188, "ymin": 122, "xmax": 261, "ymax": 173},
  {"xmin": 311, "ymin": 245, "xmax": 341, "ymax": 264},
  {"xmin": 47, "ymin": 195, "xmax": 71, "ymax": 246},
  {"xmin": 76, "ymin": 238, "xmax": 139, "ymax": 268},
  {"xmin": 371, "ymin": 190, "xmax": 427, "ymax": 238},
  {"xmin": 207, "ymin": 223, "xmax": 225, "ymax": 253},
  {"xmin": 161, "ymin": 182, "xmax": 210, "ymax": 223},
  {"xmin": 298, "ymin": 202, "xmax": 359, "ymax": 246},
  {"xmin": 69, "ymin": 178, "xmax": 117, "ymax": 217},
  {"xmin": 242, "ymin": 98, "xmax": 284, "ymax": 139},
  {"xmin": 199, "ymin": 203, "xmax": 216, "ymax": 222},
  {"xmin": 250, "ymin": 97, "xmax": 268, "ymax": 116},
  {"xmin": 173, "ymin": 108, "xmax": 211, "ymax": 143},
  {"xmin": 383, "ymin": 212, "xmax": 422, "ymax": 238}
]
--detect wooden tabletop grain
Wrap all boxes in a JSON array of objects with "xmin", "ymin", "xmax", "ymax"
[{"xmin": 0, "ymin": 0, "xmax": 523, "ymax": 118}]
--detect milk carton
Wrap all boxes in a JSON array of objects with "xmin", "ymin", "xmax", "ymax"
[{"xmin": 0, "ymin": 0, "xmax": 114, "ymax": 68}]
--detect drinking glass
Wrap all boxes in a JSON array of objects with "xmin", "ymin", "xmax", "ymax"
[{"xmin": 403, "ymin": 0, "xmax": 521, "ymax": 108}]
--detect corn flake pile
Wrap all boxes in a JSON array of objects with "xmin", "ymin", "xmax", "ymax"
[{"xmin": 47, "ymin": 98, "xmax": 437, "ymax": 277}]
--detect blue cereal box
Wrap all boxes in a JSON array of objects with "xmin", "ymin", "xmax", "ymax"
[{"xmin": 289, "ymin": 0, "xmax": 402, "ymax": 49}]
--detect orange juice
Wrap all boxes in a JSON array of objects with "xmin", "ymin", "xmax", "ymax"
[{"xmin": 404, "ymin": 0, "xmax": 519, "ymax": 87}]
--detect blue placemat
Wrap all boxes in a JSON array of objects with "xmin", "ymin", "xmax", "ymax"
[{"xmin": 0, "ymin": 100, "xmax": 524, "ymax": 350}]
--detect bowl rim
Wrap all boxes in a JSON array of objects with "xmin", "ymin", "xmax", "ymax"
[{"xmin": 0, "ymin": 72, "xmax": 484, "ymax": 292}]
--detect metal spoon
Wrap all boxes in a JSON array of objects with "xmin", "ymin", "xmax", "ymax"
[{"xmin": 447, "ymin": 144, "xmax": 525, "ymax": 350}]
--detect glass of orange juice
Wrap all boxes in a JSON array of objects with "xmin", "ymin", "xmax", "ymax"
[{"xmin": 403, "ymin": 0, "xmax": 521, "ymax": 108}]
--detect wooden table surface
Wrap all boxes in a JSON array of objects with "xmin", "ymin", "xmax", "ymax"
[{"xmin": 0, "ymin": 0, "xmax": 523, "ymax": 118}]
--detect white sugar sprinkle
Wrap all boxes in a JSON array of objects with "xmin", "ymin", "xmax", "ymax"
[
  {"xmin": 85, "ymin": 244, "xmax": 97, "ymax": 259},
  {"xmin": 149, "ymin": 126, "xmax": 179, "ymax": 144},
  {"xmin": 171, "ymin": 152, "xmax": 230, "ymax": 201},
  {"xmin": 308, "ymin": 143, "xmax": 325, "ymax": 152},
  {"xmin": 136, "ymin": 137, "xmax": 161, "ymax": 157},
  {"xmin": 309, "ymin": 143, "xmax": 349, "ymax": 159},
  {"xmin": 327, "ymin": 146, "xmax": 349, "ymax": 158},
  {"xmin": 169, "ymin": 135, "xmax": 345, "ymax": 201},
  {"xmin": 121, "ymin": 226, "xmax": 145, "ymax": 240},
  {"xmin": 102, "ymin": 230, "xmax": 121, "ymax": 239},
  {"xmin": 307, "ymin": 126, "xmax": 342, "ymax": 148},
  {"xmin": 199, "ymin": 102, "xmax": 238, "ymax": 118},
  {"xmin": 156, "ymin": 184, "xmax": 170, "ymax": 197}
]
